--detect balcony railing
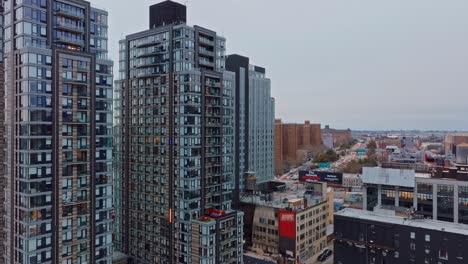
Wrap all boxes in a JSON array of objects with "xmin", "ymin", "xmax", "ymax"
[
  {"xmin": 56, "ymin": 21, "xmax": 85, "ymax": 33},
  {"xmin": 55, "ymin": 7, "xmax": 85, "ymax": 20}
]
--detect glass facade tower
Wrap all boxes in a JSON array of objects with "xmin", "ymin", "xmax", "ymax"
[
  {"xmin": 226, "ymin": 55, "xmax": 275, "ymax": 207},
  {"xmin": 3, "ymin": 0, "xmax": 113, "ymax": 263},
  {"xmin": 114, "ymin": 1, "xmax": 243, "ymax": 263}
]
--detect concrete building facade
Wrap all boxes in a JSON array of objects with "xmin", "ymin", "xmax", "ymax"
[{"xmin": 3, "ymin": 0, "xmax": 114, "ymax": 263}]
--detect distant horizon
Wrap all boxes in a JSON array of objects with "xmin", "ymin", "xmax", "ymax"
[
  {"xmin": 93, "ymin": 0, "xmax": 468, "ymax": 130},
  {"xmin": 275, "ymin": 118, "xmax": 468, "ymax": 132}
]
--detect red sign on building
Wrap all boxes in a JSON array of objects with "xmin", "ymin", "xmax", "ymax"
[{"xmin": 278, "ymin": 210, "xmax": 296, "ymax": 239}]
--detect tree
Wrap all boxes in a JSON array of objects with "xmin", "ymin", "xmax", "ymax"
[
  {"xmin": 339, "ymin": 139, "xmax": 358, "ymax": 150},
  {"xmin": 314, "ymin": 149, "xmax": 339, "ymax": 163},
  {"xmin": 367, "ymin": 140, "xmax": 377, "ymax": 150},
  {"xmin": 367, "ymin": 140, "xmax": 377, "ymax": 158},
  {"xmin": 342, "ymin": 158, "xmax": 379, "ymax": 173}
]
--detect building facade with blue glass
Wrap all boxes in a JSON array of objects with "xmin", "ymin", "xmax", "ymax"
[
  {"xmin": 114, "ymin": 1, "xmax": 243, "ymax": 263},
  {"xmin": 3, "ymin": 0, "xmax": 113, "ymax": 263}
]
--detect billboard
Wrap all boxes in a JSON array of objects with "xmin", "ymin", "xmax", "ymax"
[
  {"xmin": 299, "ymin": 170, "xmax": 343, "ymax": 185},
  {"xmin": 279, "ymin": 210, "xmax": 296, "ymax": 255},
  {"xmin": 278, "ymin": 210, "xmax": 296, "ymax": 238}
]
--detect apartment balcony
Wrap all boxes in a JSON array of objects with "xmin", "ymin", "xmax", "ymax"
[
  {"xmin": 56, "ymin": 22, "xmax": 85, "ymax": 34},
  {"xmin": 205, "ymin": 189, "xmax": 221, "ymax": 198},
  {"xmin": 221, "ymin": 227, "xmax": 237, "ymax": 235},
  {"xmin": 205, "ymin": 140, "xmax": 221, "ymax": 146},
  {"xmin": 205, "ymin": 99, "xmax": 221, "ymax": 106},
  {"xmin": 55, "ymin": 7, "xmax": 85, "ymax": 20},
  {"xmin": 205, "ymin": 89, "xmax": 221, "ymax": 97},
  {"xmin": 55, "ymin": 36, "xmax": 85, "ymax": 46},
  {"xmin": 205, "ymin": 133, "xmax": 221, "ymax": 138},
  {"xmin": 205, "ymin": 111, "xmax": 221, "ymax": 117},
  {"xmin": 205, "ymin": 81, "xmax": 222, "ymax": 88},
  {"xmin": 223, "ymin": 257, "xmax": 238, "ymax": 264},
  {"xmin": 205, "ymin": 149, "xmax": 221, "ymax": 157},
  {"xmin": 199, "ymin": 47, "xmax": 214, "ymax": 57},
  {"xmin": 199, "ymin": 37, "xmax": 215, "ymax": 46},
  {"xmin": 64, "ymin": 117, "xmax": 89, "ymax": 124},
  {"xmin": 205, "ymin": 121, "xmax": 221, "ymax": 127},
  {"xmin": 63, "ymin": 159, "xmax": 88, "ymax": 165},
  {"xmin": 136, "ymin": 39, "xmax": 162, "ymax": 48},
  {"xmin": 77, "ymin": 64, "xmax": 90, "ymax": 72},
  {"xmin": 199, "ymin": 58, "xmax": 215, "ymax": 67},
  {"xmin": 136, "ymin": 47, "xmax": 167, "ymax": 58}
]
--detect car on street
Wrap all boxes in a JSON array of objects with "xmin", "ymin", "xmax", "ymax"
[{"xmin": 317, "ymin": 249, "xmax": 333, "ymax": 262}]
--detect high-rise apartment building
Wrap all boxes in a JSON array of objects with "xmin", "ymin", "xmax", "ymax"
[
  {"xmin": 3, "ymin": 0, "xmax": 114, "ymax": 263},
  {"xmin": 114, "ymin": 1, "xmax": 243, "ymax": 263},
  {"xmin": 226, "ymin": 54, "xmax": 275, "ymax": 207},
  {"xmin": 0, "ymin": 1, "xmax": 5, "ymax": 260},
  {"xmin": 274, "ymin": 119, "xmax": 322, "ymax": 174}
]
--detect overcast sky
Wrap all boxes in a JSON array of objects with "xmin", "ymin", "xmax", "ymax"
[{"xmin": 90, "ymin": 0, "xmax": 468, "ymax": 131}]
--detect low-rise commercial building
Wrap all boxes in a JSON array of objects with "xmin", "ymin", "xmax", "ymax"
[
  {"xmin": 363, "ymin": 165, "xmax": 468, "ymax": 225},
  {"xmin": 241, "ymin": 181, "xmax": 331, "ymax": 263},
  {"xmin": 334, "ymin": 208, "xmax": 468, "ymax": 264},
  {"xmin": 415, "ymin": 164, "xmax": 468, "ymax": 223},
  {"xmin": 362, "ymin": 167, "xmax": 416, "ymax": 211},
  {"xmin": 342, "ymin": 174, "xmax": 363, "ymax": 190}
]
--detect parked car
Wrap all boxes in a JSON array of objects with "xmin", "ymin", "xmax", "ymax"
[{"xmin": 317, "ymin": 249, "xmax": 333, "ymax": 262}]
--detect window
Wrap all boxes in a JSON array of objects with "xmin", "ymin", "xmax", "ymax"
[
  {"xmin": 439, "ymin": 248, "xmax": 448, "ymax": 260},
  {"xmin": 410, "ymin": 242, "xmax": 416, "ymax": 250},
  {"xmin": 410, "ymin": 232, "xmax": 415, "ymax": 239},
  {"xmin": 425, "ymin": 234, "xmax": 430, "ymax": 242}
]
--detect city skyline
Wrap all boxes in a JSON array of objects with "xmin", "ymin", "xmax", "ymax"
[
  {"xmin": 93, "ymin": 0, "xmax": 468, "ymax": 131},
  {"xmin": 1, "ymin": 1, "xmax": 467, "ymax": 264}
]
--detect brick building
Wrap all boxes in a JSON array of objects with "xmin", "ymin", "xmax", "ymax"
[
  {"xmin": 321, "ymin": 125, "xmax": 352, "ymax": 148},
  {"xmin": 275, "ymin": 120, "xmax": 322, "ymax": 174}
]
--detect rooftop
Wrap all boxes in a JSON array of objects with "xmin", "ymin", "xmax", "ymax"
[
  {"xmin": 244, "ymin": 252, "xmax": 276, "ymax": 264},
  {"xmin": 362, "ymin": 167, "xmax": 416, "ymax": 187},
  {"xmin": 112, "ymin": 251, "xmax": 128, "ymax": 262},
  {"xmin": 336, "ymin": 208, "xmax": 468, "ymax": 236},
  {"xmin": 240, "ymin": 181, "xmax": 326, "ymax": 211}
]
